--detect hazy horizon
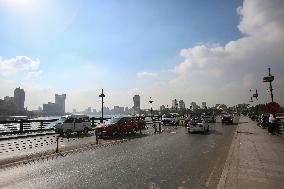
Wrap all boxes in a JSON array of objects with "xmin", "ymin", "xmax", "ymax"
[{"xmin": 0, "ymin": 0, "xmax": 283, "ymax": 112}]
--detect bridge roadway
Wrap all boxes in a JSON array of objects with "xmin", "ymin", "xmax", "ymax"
[{"xmin": 0, "ymin": 122, "xmax": 236, "ymax": 189}]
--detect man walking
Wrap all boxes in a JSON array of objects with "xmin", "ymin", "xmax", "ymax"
[{"xmin": 268, "ymin": 114, "xmax": 276, "ymax": 134}]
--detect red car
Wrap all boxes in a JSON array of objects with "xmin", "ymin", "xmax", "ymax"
[{"xmin": 95, "ymin": 117, "xmax": 145, "ymax": 138}]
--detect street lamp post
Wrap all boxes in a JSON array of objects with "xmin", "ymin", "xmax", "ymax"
[
  {"xmin": 250, "ymin": 89, "xmax": 259, "ymax": 116},
  {"xmin": 263, "ymin": 65, "xmax": 274, "ymax": 102},
  {"xmin": 99, "ymin": 89, "xmax": 105, "ymax": 123},
  {"xmin": 174, "ymin": 99, "xmax": 178, "ymax": 112},
  {"xmin": 149, "ymin": 97, "xmax": 153, "ymax": 118}
]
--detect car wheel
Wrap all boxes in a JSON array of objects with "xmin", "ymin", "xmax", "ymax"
[
  {"xmin": 66, "ymin": 129, "xmax": 72, "ymax": 137},
  {"xmin": 58, "ymin": 129, "xmax": 64, "ymax": 136},
  {"xmin": 131, "ymin": 128, "xmax": 136, "ymax": 134},
  {"xmin": 83, "ymin": 127, "xmax": 88, "ymax": 135}
]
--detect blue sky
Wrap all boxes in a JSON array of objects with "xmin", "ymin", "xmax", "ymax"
[{"xmin": 0, "ymin": 0, "xmax": 283, "ymax": 111}]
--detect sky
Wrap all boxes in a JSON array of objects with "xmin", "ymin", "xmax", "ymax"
[{"xmin": 0, "ymin": 0, "xmax": 284, "ymax": 112}]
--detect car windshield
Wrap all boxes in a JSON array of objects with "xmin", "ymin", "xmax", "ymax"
[
  {"xmin": 106, "ymin": 118, "xmax": 121, "ymax": 124},
  {"xmin": 191, "ymin": 118, "xmax": 203, "ymax": 123},
  {"xmin": 163, "ymin": 114, "xmax": 173, "ymax": 118}
]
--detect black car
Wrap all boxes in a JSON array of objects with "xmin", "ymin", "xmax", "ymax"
[{"xmin": 221, "ymin": 114, "xmax": 233, "ymax": 124}]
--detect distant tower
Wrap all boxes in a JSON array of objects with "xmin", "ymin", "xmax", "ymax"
[
  {"xmin": 202, "ymin": 102, "xmax": 207, "ymax": 109},
  {"xmin": 133, "ymin": 95, "xmax": 140, "ymax": 111},
  {"xmin": 179, "ymin": 100, "xmax": 185, "ymax": 110},
  {"xmin": 172, "ymin": 99, "xmax": 178, "ymax": 110},
  {"xmin": 55, "ymin": 94, "xmax": 66, "ymax": 114},
  {"xmin": 14, "ymin": 87, "xmax": 25, "ymax": 111}
]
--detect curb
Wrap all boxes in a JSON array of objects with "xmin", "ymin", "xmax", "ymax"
[{"xmin": 217, "ymin": 125, "xmax": 240, "ymax": 189}]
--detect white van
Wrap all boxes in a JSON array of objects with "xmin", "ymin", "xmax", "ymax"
[
  {"xmin": 54, "ymin": 115, "xmax": 92, "ymax": 136},
  {"xmin": 162, "ymin": 113, "xmax": 180, "ymax": 125}
]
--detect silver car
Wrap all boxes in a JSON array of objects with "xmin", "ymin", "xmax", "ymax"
[{"xmin": 187, "ymin": 118, "xmax": 209, "ymax": 134}]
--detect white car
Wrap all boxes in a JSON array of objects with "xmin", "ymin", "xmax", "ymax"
[
  {"xmin": 187, "ymin": 118, "xmax": 209, "ymax": 134},
  {"xmin": 54, "ymin": 115, "xmax": 92, "ymax": 136},
  {"xmin": 162, "ymin": 113, "xmax": 180, "ymax": 125}
]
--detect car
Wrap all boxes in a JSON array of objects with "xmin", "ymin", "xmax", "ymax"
[
  {"xmin": 95, "ymin": 117, "xmax": 145, "ymax": 138},
  {"xmin": 202, "ymin": 115, "xmax": 216, "ymax": 123},
  {"xmin": 187, "ymin": 117, "xmax": 209, "ymax": 134},
  {"xmin": 54, "ymin": 115, "xmax": 92, "ymax": 136},
  {"xmin": 161, "ymin": 113, "xmax": 179, "ymax": 126},
  {"xmin": 221, "ymin": 114, "xmax": 233, "ymax": 124}
]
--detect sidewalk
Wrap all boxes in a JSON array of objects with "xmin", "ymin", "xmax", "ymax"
[
  {"xmin": 0, "ymin": 130, "xmax": 56, "ymax": 141},
  {"xmin": 218, "ymin": 116, "xmax": 284, "ymax": 189}
]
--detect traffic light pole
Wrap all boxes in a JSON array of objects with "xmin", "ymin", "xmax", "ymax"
[
  {"xmin": 99, "ymin": 89, "xmax": 105, "ymax": 123},
  {"xmin": 268, "ymin": 67, "xmax": 274, "ymax": 102}
]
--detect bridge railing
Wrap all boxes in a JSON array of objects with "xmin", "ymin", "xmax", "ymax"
[{"xmin": 0, "ymin": 119, "xmax": 58, "ymax": 135}]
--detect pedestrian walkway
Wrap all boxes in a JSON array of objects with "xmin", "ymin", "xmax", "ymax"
[
  {"xmin": 0, "ymin": 130, "xmax": 56, "ymax": 141},
  {"xmin": 218, "ymin": 116, "xmax": 284, "ymax": 189}
]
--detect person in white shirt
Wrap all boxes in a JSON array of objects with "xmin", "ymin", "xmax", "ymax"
[{"xmin": 268, "ymin": 114, "xmax": 276, "ymax": 134}]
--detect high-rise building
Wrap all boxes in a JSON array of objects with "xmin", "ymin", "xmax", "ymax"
[
  {"xmin": 93, "ymin": 109, "xmax": 98, "ymax": 114},
  {"xmin": 160, "ymin": 105, "xmax": 166, "ymax": 111},
  {"xmin": 190, "ymin": 102, "xmax": 198, "ymax": 110},
  {"xmin": 179, "ymin": 100, "xmax": 185, "ymax": 110},
  {"xmin": 202, "ymin": 102, "xmax": 207, "ymax": 109},
  {"xmin": 124, "ymin": 107, "xmax": 129, "ymax": 114},
  {"xmin": 86, "ymin": 107, "xmax": 92, "ymax": 115},
  {"xmin": 113, "ymin": 106, "xmax": 124, "ymax": 115},
  {"xmin": 133, "ymin": 95, "xmax": 140, "ymax": 111},
  {"xmin": 172, "ymin": 99, "xmax": 178, "ymax": 110},
  {"xmin": 55, "ymin": 94, "xmax": 66, "ymax": 114},
  {"xmin": 14, "ymin": 87, "xmax": 25, "ymax": 111},
  {"xmin": 43, "ymin": 102, "xmax": 60, "ymax": 114}
]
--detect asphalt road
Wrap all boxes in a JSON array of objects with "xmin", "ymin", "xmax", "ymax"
[{"xmin": 0, "ymin": 122, "xmax": 237, "ymax": 189}]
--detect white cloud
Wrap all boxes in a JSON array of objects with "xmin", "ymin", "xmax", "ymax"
[
  {"xmin": 27, "ymin": 70, "xmax": 43, "ymax": 78},
  {"xmin": 0, "ymin": 56, "xmax": 41, "ymax": 76},
  {"xmin": 168, "ymin": 0, "xmax": 284, "ymax": 105},
  {"xmin": 136, "ymin": 71, "xmax": 159, "ymax": 79},
  {"xmin": 174, "ymin": 0, "xmax": 284, "ymax": 76}
]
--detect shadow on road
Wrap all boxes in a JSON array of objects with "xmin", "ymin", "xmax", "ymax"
[
  {"xmin": 208, "ymin": 129, "xmax": 223, "ymax": 135},
  {"xmin": 101, "ymin": 133, "xmax": 148, "ymax": 141},
  {"xmin": 237, "ymin": 121, "xmax": 248, "ymax": 125},
  {"xmin": 60, "ymin": 132, "xmax": 95, "ymax": 139}
]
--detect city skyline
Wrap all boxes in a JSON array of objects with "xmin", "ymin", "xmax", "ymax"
[{"xmin": 0, "ymin": 0, "xmax": 284, "ymax": 111}]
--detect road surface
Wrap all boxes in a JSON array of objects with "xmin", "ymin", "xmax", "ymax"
[{"xmin": 0, "ymin": 122, "xmax": 236, "ymax": 189}]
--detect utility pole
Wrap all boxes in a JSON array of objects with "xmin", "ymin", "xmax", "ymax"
[
  {"xmin": 99, "ymin": 89, "xmax": 105, "ymax": 123},
  {"xmin": 149, "ymin": 97, "xmax": 153, "ymax": 119},
  {"xmin": 263, "ymin": 65, "xmax": 274, "ymax": 102}
]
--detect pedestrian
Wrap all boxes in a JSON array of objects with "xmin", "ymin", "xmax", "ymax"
[{"xmin": 268, "ymin": 114, "xmax": 276, "ymax": 134}]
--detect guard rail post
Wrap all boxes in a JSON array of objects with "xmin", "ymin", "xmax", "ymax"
[
  {"xmin": 95, "ymin": 130, "xmax": 99, "ymax": 144},
  {"xmin": 56, "ymin": 136, "xmax": 59, "ymax": 153},
  {"xmin": 40, "ymin": 121, "xmax": 44, "ymax": 131},
  {"xmin": 153, "ymin": 123, "xmax": 157, "ymax": 133},
  {"xmin": 90, "ymin": 118, "xmax": 94, "ymax": 127},
  {"xmin": 19, "ymin": 121, "xmax": 24, "ymax": 133}
]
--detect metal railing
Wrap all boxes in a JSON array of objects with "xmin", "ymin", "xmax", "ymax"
[{"xmin": 0, "ymin": 119, "xmax": 58, "ymax": 134}]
